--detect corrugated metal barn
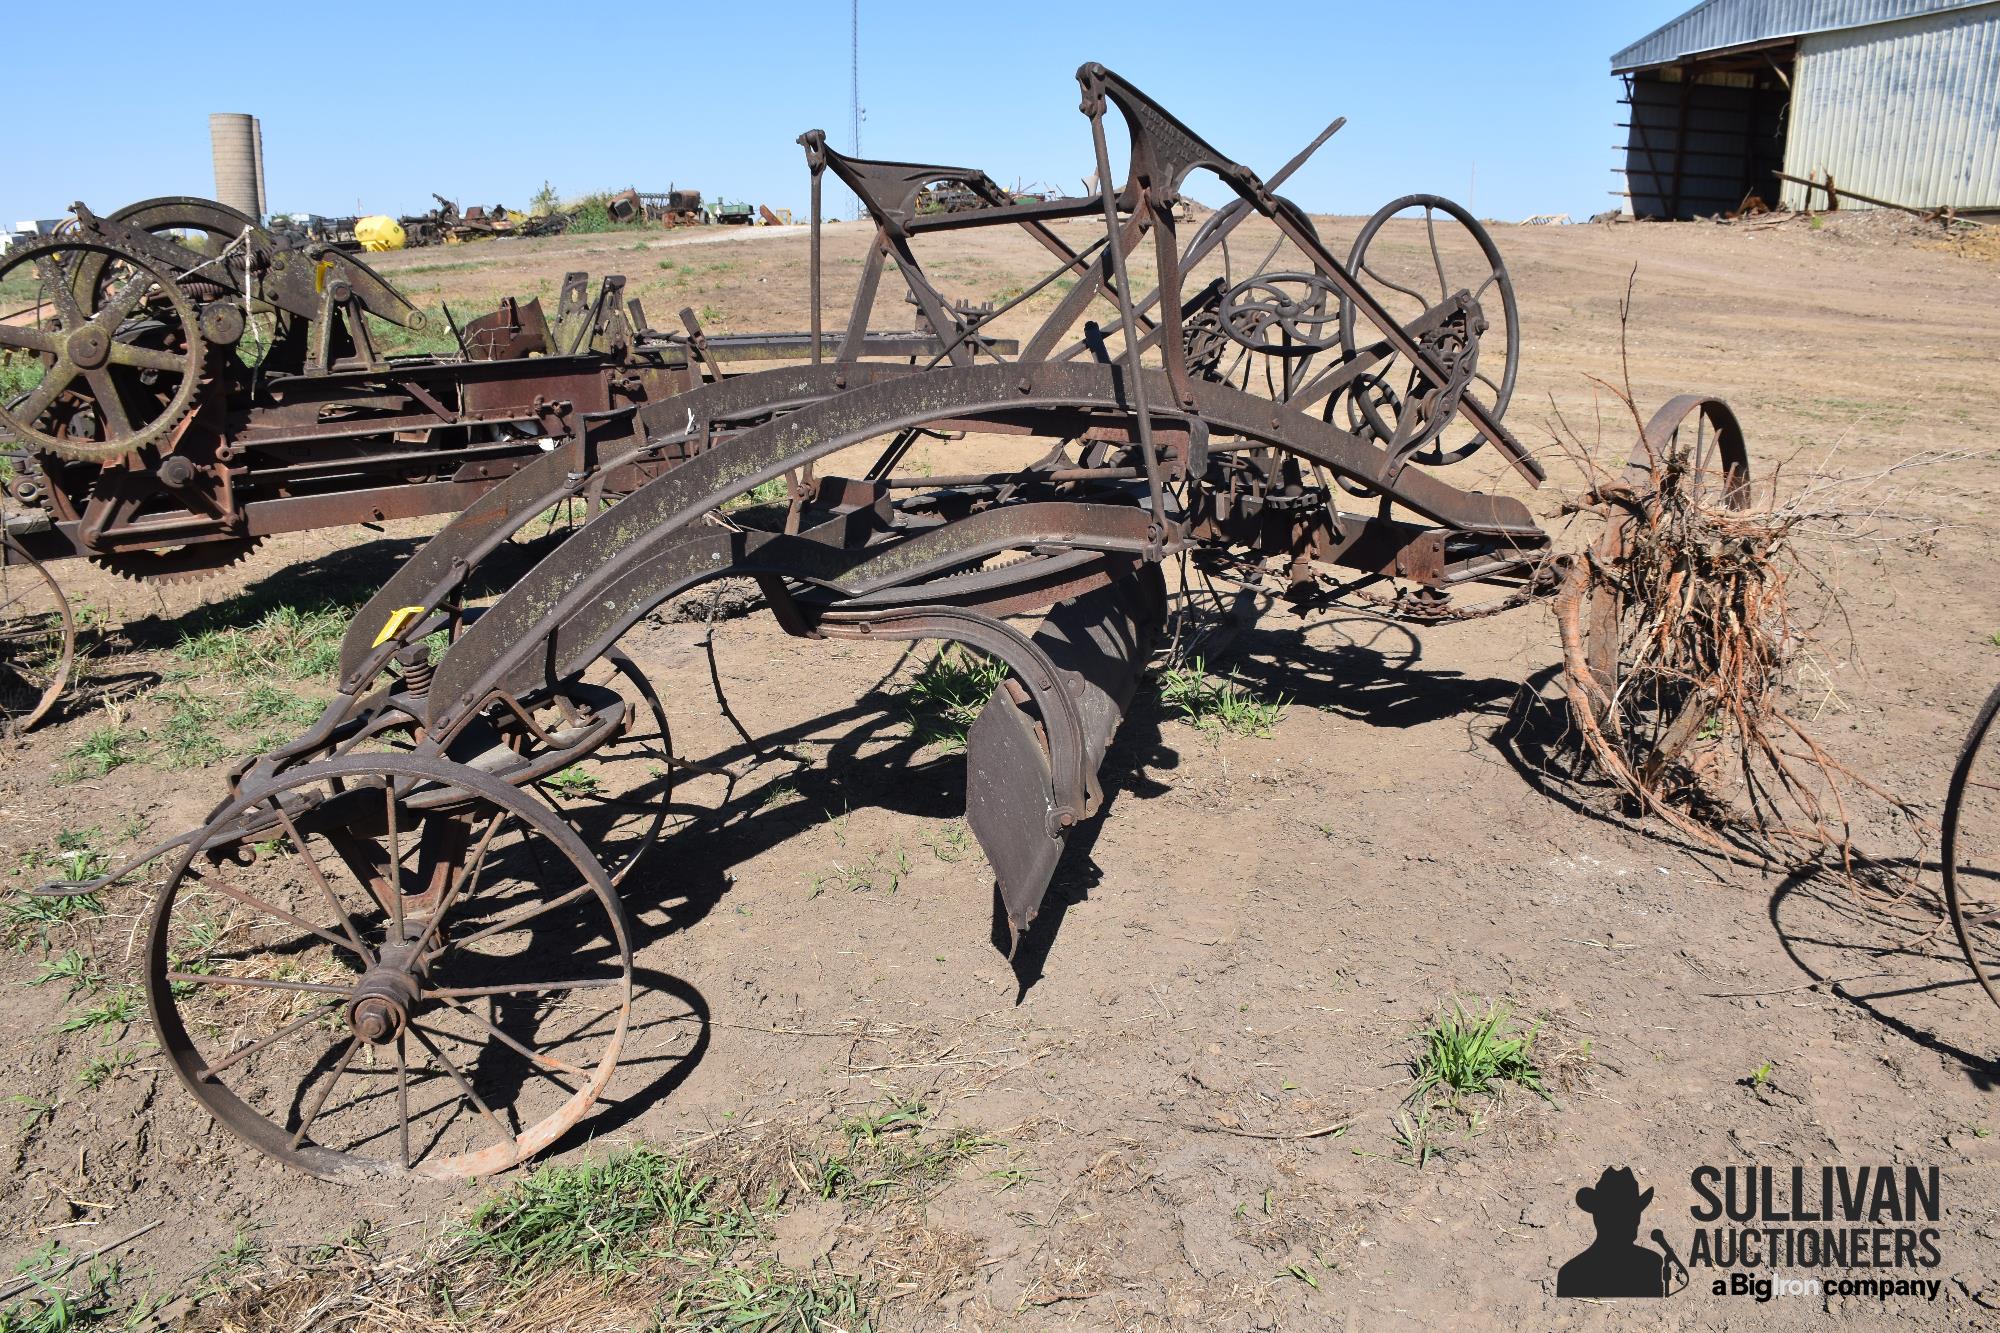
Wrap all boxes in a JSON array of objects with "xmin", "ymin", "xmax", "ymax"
[{"xmin": 1612, "ymin": 0, "xmax": 2000, "ymax": 218}]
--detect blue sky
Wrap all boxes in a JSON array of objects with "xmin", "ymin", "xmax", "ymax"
[{"xmin": 8, "ymin": 1, "xmax": 1691, "ymax": 228}]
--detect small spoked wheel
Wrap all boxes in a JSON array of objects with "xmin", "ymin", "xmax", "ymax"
[
  {"xmin": 1337, "ymin": 193, "xmax": 1518, "ymax": 467},
  {"xmin": 0, "ymin": 533, "xmax": 76, "ymax": 735},
  {"xmin": 147, "ymin": 753, "xmax": 632, "ymax": 1179},
  {"xmin": 1945, "ymin": 682, "xmax": 2000, "ymax": 1013},
  {"xmin": 434, "ymin": 646, "xmax": 674, "ymax": 888}
]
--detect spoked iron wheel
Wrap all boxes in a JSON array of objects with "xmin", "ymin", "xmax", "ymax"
[
  {"xmin": 510, "ymin": 648, "xmax": 675, "ymax": 888},
  {"xmin": 0, "ymin": 533, "xmax": 76, "ymax": 735},
  {"xmin": 147, "ymin": 753, "xmax": 632, "ymax": 1179},
  {"xmin": 0, "ymin": 238, "xmax": 205, "ymax": 463},
  {"xmin": 1945, "ymin": 681, "xmax": 2000, "ymax": 1012},
  {"xmin": 402, "ymin": 644, "xmax": 675, "ymax": 888},
  {"xmin": 1576, "ymin": 395, "xmax": 1753, "ymax": 775},
  {"xmin": 1338, "ymin": 194, "xmax": 1518, "ymax": 467}
]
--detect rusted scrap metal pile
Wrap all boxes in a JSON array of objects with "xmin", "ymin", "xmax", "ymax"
[{"xmin": 0, "ymin": 63, "xmax": 1828, "ymax": 1181}]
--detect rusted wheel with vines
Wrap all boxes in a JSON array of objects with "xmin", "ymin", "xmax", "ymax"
[
  {"xmin": 0, "ymin": 533, "xmax": 76, "ymax": 736},
  {"xmin": 147, "ymin": 753, "xmax": 632, "ymax": 1179},
  {"xmin": 1944, "ymin": 681, "xmax": 2000, "ymax": 1012},
  {"xmin": 1560, "ymin": 395, "xmax": 1753, "ymax": 797}
]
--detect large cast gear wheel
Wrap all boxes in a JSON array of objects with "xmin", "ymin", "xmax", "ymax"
[
  {"xmin": 85, "ymin": 536, "xmax": 264, "ymax": 585},
  {"xmin": 0, "ymin": 238, "xmax": 205, "ymax": 463}
]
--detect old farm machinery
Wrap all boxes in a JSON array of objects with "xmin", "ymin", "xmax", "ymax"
[
  {"xmin": 0, "ymin": 197, "xmax": 981, "ymax": 731},
  {"xmin": 30, "ymin": 64, "xmax": 1761, "ymax": 1180}
]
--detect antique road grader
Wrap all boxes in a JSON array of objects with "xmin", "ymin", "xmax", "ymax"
[
  {"xmin": 29, "ymin": 65, "xmax": 1759, "ymax": 1180},
  {"xmin": 0, "ymin": 196, "xmax": 971, "ymax": 730}
]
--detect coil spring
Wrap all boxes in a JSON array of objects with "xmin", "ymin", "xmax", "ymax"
[{"xmin": 395, "ymin": 653, "xmax": 435, "ymax": 698}]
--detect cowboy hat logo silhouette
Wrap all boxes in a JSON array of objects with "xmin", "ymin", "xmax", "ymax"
[{"xmin": 1557, "ymin": 1167, "xmax": 1682, "ymax": 1298}]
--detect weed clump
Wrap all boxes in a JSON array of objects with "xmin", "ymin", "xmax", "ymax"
[{"xmin": 898, "ymin": 645, "xmax": 1009, "ymax": 752}]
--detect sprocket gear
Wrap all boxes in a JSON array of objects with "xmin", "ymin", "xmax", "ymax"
[{"xmin": 85, "ymin": 536, "xmax": 263, "ymax": 584}]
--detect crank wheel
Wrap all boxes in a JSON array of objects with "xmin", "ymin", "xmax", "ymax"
[
  {"xmin": 1945, "ymin": 681, "xmax": 2000, "ymax": 1012},
  {"xmin": 1576, "ymin": 395, "xmax": 1752, "ymax": 767},
  {"xmin": 0, "ymin": 238, "xmax": 205, "ymax": 462},
  {"xmin": 0, "ymin": 534, "xmax": 75, "ymax": 735},
  {"xmin": 494, "ymin": 648, "xmax": 675, "ymax": 889},
  {"xmin": 1337, "ymin": 194, "xmax": 1518, "ymax": 467},
  {"xmin": 147, "ymin": 753, "xmax": 633, "ymax": 1180}
]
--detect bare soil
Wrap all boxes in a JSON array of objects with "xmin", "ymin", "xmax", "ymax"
[{"xmin": 2, "ymin": 210, "xmax": 1997, "ymax": 1329}]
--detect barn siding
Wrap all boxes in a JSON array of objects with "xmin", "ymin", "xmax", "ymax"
[
  {"xmin": 1614, "ymin": 0, "xmax": 1988, "ymax": 71},
  {"xmin": 1781, "ymin": 3, "xmax": 2000, "ymax": 209}
]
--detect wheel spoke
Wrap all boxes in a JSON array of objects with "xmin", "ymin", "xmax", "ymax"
[
  {"xmin": 449, "ymin": 882, "xmax": 594, "ymax": 951},
  {"xmin": 200, "ymin": 1005, "xmax": 344, "ymax": 1080},
  {"xmin": 433, "ymin": 996, "xmax": 588, "ymax": 1086},
  {"xmin": 104, "ymin": 341, "xmax": 188, "ymax": 373},
  {"xmin": 383, "ymin": 786, "xmax": 405, "ymax": 942},
  {"xmin": 1424, "ymin": 207, "xmax": 1448, "ymax": 302},
  {"xmin": 11, "ymin": 362, "xmax": 77, "ymax": 426},
  {"xmin": 409, "ymin": 809, "xmax": 509, "ymax": 959},
  {"xmin": 430, "ymin": 976, "xmax": 622, "ymax": 1000},
  {"xmin": 395, "ymin": 1034, "xmax": 412, "ymax": 1169},
  {"xmin": 82, "ymin": 368, "xmax": 133, "ymax": 437},
  {"xmin": 196, "ymin": 861, "xmax": 371, "ymax": 962},
  {"xmin": 166, "ymin": 971, "xmax": 351, "ymax": 996},
  {"xmin": 0, "ymin": 323, "xmax": 56, "ymax": 354},
  {"xmin": 270, "ymin": 802, "xmax": 377, "ymax": 967},
  {"xmin": 408, "ymin": 1024, "xmax": 518, "ymax": 1152},
  {"xmin": 290, "ymin": 1036, "xmax": 364, "ymax": 1149},
  {"xmin": 1359, "ymin": 260, "xmax": 1428, "ymax": 307},
  {"xmin": 95, "ymin": 269, "xmax": 156, "ymax": 327},
  {"xmin": 32, "ymin": 257, "xmax": 85, "ymax": 325}
]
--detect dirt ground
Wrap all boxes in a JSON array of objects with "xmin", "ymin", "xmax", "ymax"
[{"xmin": 1, "ymin": 205, "xmax": 1997, "ymax": 1330}]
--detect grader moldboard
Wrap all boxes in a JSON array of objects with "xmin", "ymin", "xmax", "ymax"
[
  {"xmin": 0, "ymin": 196, "xmax": 984, "ymax": 732},
  {"xmin": 31, "ymin": 64, "xmax": 1760, "ymax": 1181}
]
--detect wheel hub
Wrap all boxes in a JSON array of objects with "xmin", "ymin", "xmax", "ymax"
[
  {"xmin": 66, "ymin": 326, "xmax": 110, "ymax": 369},
  {"xmin": 347, "ymin": 944, "xmax": 424, "ymax": 1045}
]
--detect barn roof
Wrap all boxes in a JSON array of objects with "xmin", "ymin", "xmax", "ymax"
[{"xmin": 1612, "ymin": 0, "xmax": 1995, "ymax": 70}]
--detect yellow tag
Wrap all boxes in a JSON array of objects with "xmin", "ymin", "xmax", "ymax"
[
  {"xmin": 372, "ymin": 606, "xmax": 426, "ymax": 647},
  {"xmin": 314, "ymin": 258, "xmax": 334, "ymax": 293}
]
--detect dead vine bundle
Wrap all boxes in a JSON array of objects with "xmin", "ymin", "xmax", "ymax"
[{"xmin": 1550, "ymin": 392, "xmax": 1926, "ymax": 888}]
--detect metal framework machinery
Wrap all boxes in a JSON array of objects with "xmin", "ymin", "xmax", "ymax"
[
  {"xmin": 32, "ymin": 64, "xmax": 1757, "ymax": 1180},
  {"xmin": 0, "ymin": 197, "xmax": 976, "ymax": 731}
]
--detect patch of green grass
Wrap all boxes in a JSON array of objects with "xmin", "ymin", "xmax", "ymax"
[
  {"xmin": 59, "ymin": 987, "xmax": 140, "ymax": 1036},
  {"xmin": 0, "ymin": 1242, "xmax": 125, "ymax": 1332},
  {"xmin": 155, "ymin": 690, "xmax": 227, "ymax": 770},
  {"xmin": 0, "ymin": 350, "xmax": 47, "ymax": 402},
  {"xmin": 543, "ymin": 766, "xmax": 601, "ymax": 799},
  {"xmin": 807, "ymin": 845, "xmax": 911, "ymax": 898},
  {"xmin": 15, "ymin": 829, "xmax": 109, "ymax": 885},
  {"xmin": 58, "ymin": 725, "xmax": 140, "ymax": 783},
  {"xmin": 661, "ymin": 1257, "xmax": 869, "ymax": 1329},
  {"xmin": 1390, "ymin": 1106, "xmax": 1439, "ymax": 1168},
  {"xmin": 173, "ymin": 602, "xmax": 348, "ymax": 682},
  {"xmin": 923, "ymin": 821, "xmax": 975, "ymax": 863},
  {"xmin": 461, "ymin": 1148, "xmax": 756, "ymax": 1283},
  {"xmin": 1409, "ymin": 998, "xmax": 1550, "ymax": 1105},
  {"xmin": 2, "ymin": 890, "xmax": 104, "ymax": 948},
  {"xmin": 804, "ymin": 1099, "xmax": 994, "ymax": 1204},
  {"xmin": 31, "ymin": 950, "xmax": 102, "ymax": 999},
  {"xmin": 1158, "ymin": 657, "xmax": 1286, "ymax": 738},
  {"xmin": 7, "ymin": 1095, "xmax": 54, "ymax": 1136},
  {"xmin": 75, "ymin": 1049, "xmax": 142, "ymax": 1090},
  {"xmin": 898, "ymin": 646, "xmax": 1008, "ymax": 752}
]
